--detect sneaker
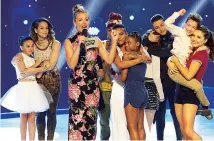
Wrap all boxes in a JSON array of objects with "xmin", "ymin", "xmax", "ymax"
[{"xmin": 197, "ymin": 108, "xmax": 213, "ymax": 120}]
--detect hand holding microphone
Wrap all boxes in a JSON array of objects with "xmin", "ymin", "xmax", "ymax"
[
  {"xmin": 77, "ymin": 29, "xmax": 87, "ymax": 46},
  {"xmin": 78, "ymin": 29, "xmax": 88, "ymax": 57}
]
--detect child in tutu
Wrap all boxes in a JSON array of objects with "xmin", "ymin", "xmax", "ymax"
[{"xmin": 0, "ymin": 36, "xmax": 51, "ymax": 140}]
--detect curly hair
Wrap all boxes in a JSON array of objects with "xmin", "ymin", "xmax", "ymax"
[
  {"xmin": 30, "ymin": 17, "xmax": 55, "ymax": 41},
  {"xmin": 128, "ymin": 31, "xmax": 142, "ymax": 51}
]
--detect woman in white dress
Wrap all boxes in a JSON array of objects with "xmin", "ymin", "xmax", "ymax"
[{"xmin": 110, "ymin": 24, "xmax": 151, "ymax": 140}]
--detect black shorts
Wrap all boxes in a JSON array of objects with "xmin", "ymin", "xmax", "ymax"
[{"xmin": 175, "ymin": 85, "xmax": 200, "ymax": 106}]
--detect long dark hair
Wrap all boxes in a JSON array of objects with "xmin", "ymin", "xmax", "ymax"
[
  {"xmin": 198, "ymin": 25, "xmax": 214, "ymax": 61},
  {"xmin": 30, "ymin": 17, "xmax": 55, "ymax": 41}
]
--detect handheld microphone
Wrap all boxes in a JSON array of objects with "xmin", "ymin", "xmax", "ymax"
[{"xmin": 79, "ymin": 29, "xmax": 88, "ymax": 58}]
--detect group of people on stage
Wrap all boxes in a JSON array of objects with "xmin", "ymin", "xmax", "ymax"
[{"xmin": 1, "ymin": 3, "xmax": 214, "ymax": 141}]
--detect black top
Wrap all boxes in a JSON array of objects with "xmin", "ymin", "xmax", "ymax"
[{"xmin": 142, "ymin": 29, "xmax": 174, "ymax": 79}]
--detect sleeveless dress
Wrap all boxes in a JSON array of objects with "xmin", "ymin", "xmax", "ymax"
[
  {"xmin": 34, "ymin": 40, "xmax": 61, "ymax": 140},
  {"xmin": 110, "ymin": 47, "xmax": 130, "ymax": 140},
  {"xmin": 68, "ymin": 36, "xmax": 102, "ymax": 140},
  {"xmin": 34, "ymin": 41, "xmax": 61, "ymax": 97},
  {"xmin": 0, "ymin": 53, "xmax": 50, "ymax": 113},
  {"xmin": 124, "ymin": 62, "xmax": 148, "ymax": 108}
]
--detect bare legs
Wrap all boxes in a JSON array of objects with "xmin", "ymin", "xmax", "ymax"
[
  {"xmin": 125, "ymin": 104, "xmax": 146, "ymax": 140},
  {"xmin": 20, "ymin": 112, "xmax": 36, "ymax": 141},
  {"xmin": 175, "ymin": 104, "xmax": 202, "ymax": 140}
]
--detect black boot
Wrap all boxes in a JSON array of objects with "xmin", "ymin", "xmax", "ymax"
[
  {"xmin": 47, "ymin": 131, "xmax": 54, "ymax": 140},
  {"xmin": 37, "ymin": 124, "xmax": 46, "ymax": 140}
]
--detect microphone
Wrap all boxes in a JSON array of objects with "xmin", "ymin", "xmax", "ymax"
[
  {"xmin": 79, "ymin": 29, "xmax": 88, "ymax": 58},
  {"xmin": 81, "ymin": 28, "xmax": 88, "ymax": 37},
  {"xmin": 69, "ymin": 29, "xmax": 87, "ymax": 43}
]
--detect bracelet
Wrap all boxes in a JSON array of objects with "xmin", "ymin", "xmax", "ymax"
[{"xmin": 74, "ymin": 51, "xmax": 79, "ymax": 55}]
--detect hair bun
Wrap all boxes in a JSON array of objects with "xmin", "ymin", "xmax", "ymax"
[
  {"xmin": 72, "ymin": 4, "xmax": 85, "ymax": 13},
  {"xmin": 18, "ymin": 36, "xmax": 24, "ymax": 45},
  {"xmin": 108, "ymin": 12, "xmax": 122, "ymax": 21}
]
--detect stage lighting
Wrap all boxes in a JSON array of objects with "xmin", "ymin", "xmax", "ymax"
[
  {"xmin": 23, "ymin": 20, "xmax": 28, "ymax": 25},
  {"xmin": 129, "ymin": 15, "xmax": 134, "ymax": 20},
  {"xmin": 88, "ymin": 27, "xmax": 100, "ymax": 36}
]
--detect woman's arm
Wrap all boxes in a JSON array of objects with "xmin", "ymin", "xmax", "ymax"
[
  {"xmin": 114, "ymin": 54, "xmax": 142, "ymax": 69},
  {"xmin": 98, "ymin": 31, "xmax": 118, "ymax": 64},
  {"xmin": 12, "ymin": 55, "xmax": 42, "ymax": 68},
  {"xmin": 43, "ymin": 40, "xmax": 61, "ymax": 71},
  {"xmin": 97, "ymin": 69, "xmax": 105, "ymax": 80},
  {"xmin": 171, "ymin": 56, "xmax": 201, "ymax": 80},
  {"xmin": 114, "ymin": 50, "xmax": 151, "ymax": 70},
  {"xmin": 98, "ymin": 39, "xmax": 117, "ymax": 64},
  {"xmin": 15, "ymin": 53, "xmax": 45, "ymax": 74},
  {"xmin": 64, "ymin": 35, "xmax": 85, "ymax": 70},
  {"xmin": 120, "ymin": 69, "xmax": 128, "ymax": 81}
]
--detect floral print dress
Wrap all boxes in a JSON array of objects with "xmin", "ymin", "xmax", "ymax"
[{"xmin": 68, "ymin": 37, "xmax": 102, "ymax": 140}]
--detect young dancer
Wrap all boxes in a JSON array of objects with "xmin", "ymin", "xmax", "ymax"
[
  {"xmin": 168, "ymin": 25, "xmax": 214, "ymax": 140},
  {"xmin": 1, "ymin": 36, "xmax": 50, "ymax": 141},
  {"xmin": 121, "ymin": 32, "xmax": 148, "ymax": 140},
  {"xmin": 166, "ymin": 9, "xmax": 212, "ymax": 118}
]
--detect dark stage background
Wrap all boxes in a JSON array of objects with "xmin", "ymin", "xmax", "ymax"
[{"xmin": 1, "ymin": 0, "xmax": 214, "ymax": 113}]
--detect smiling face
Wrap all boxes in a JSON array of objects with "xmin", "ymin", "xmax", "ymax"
[
  {"xmin": 74, "ymin": 12, "xmax": 89, "ymax": 32},
  {"xmin": 184, "ymin": 19, "xmax": 198, "ymax": 36},
  {"xmin": 191, "ymin": 29, "xmax": 207, "ymax": 48}
]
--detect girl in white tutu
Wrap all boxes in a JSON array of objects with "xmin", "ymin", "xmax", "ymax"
[{"xmin": 0, "ymin": 36, "xmax": 51, "ymax": 141}]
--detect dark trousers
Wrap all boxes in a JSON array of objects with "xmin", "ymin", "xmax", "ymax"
[
  {"xmin": 36, "ymin": 93, "xmax": 60, "ymax": 140},
  {"xmin": 154, "ymin": 76, "xmax": 182, "ymax": 140},
  {"xmin": 98, "ymin": 91, "xmax": 111, "ymax": 140}
]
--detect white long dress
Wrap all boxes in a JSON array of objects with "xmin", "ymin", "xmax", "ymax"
[{"xmin": 110, "ymin": 47, "xmax": 130, "ymax": 140}]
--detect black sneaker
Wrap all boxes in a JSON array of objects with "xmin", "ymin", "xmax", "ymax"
[{"xmin": 197, "ymin": 108, "xmax": 213, "ymax": 120}]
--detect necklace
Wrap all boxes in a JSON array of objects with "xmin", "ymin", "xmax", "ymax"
[{"xmin": 35, "ymin": 40, "xmax": 50, "ymax": 50}]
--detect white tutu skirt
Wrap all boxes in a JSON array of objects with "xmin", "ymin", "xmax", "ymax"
[{"xmin": 1, "ymin": 81, "xmax": 51, "ymax": 113}]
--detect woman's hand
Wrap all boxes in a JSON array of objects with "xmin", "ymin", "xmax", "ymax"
[
  {"xmin": 140, "ymin": 54, "xmax": 152, "ymax": 63},
  {"xmin": 35, "ymin": 58, "xmax": 43, "ymax": 67},
  {"xmin": 148, "ymin": 31, "xmax": 160, "ymax": 42},
  {"xmin": 36, "ymin": 72, "xmax": 43, "ymax": 78},
  {"xmin": 123, "ymin": 52, "xmax": 139, "ymax": 60},
  {"xmin": 110, "ymin": 30, "xmax": 119, "ymax": 43},
  {"xmin": 77, "ymin": 35, "xmax": 86, "ymax": 47},
  {"xmin": 42, "ymin": 60, "xmax": 51, "ymax": 70},
  {"xmin": 167, "ymin": 60, "xmax": 179, "ymax": 74}
]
